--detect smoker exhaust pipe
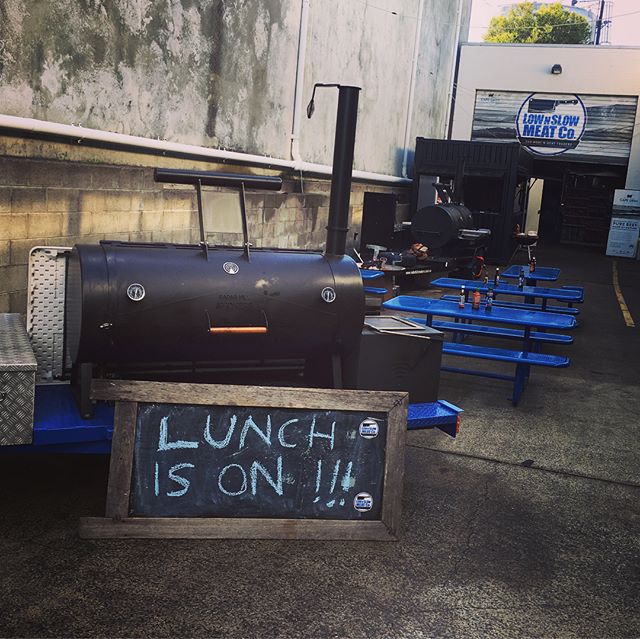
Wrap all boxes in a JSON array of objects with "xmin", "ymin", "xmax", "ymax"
[{"xmin": 307, "ymin": 84, "xmax": 361, "ymax": 257}]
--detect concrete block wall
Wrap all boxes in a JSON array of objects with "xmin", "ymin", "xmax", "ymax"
[{"xmin": 0, "ymin": 141, "xmax": 407, "ymax": 314}]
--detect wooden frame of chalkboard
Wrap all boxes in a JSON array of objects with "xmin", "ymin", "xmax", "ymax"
[{"xmin": 79, "ymin": 380, "xmax": 408, "ymax": 541}]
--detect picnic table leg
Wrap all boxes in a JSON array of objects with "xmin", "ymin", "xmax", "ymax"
[
  {"xmin": 524, "ymin": 277, "xmax": 539, "ymax": 308},
  {"xmin": 536, "ymin": 300, "xmax": 548, "ymax": 338},
  {"xmin": 523, "ymin": 291, "xmax": 537, "ymax": 308},
  {"xmin": 522, "ymin": 326, "xmax": 533, "ymax": 384},
  {"xmin": 454, "ymin": 316, "xmax": 463, "ymax": 342},
  {"xmin": 463, "ymin": 290, "xmax": 472, "ymax": 329},
  {"xmin": 512, "ymin": 363, "xmax": 528, "ymax": 405}
]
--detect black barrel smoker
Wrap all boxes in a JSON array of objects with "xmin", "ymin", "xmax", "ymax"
[
  {"xmin": 66, "ymin": 86, "xmax": 366, "ymax": 417},
  {"xmin": 358, "ymin": 183, "xmax": 490, "ymax": 277},
  {"xmin": 410, "ymin": 183, "xmax": 490, "ymax": 276},
  {"xmin": 64, "ymin": 85, "xmax": 444, "ymax": 417},
  {"xmin": 65, "ymin": 239, "xmax": 363, "ymax": 369}
]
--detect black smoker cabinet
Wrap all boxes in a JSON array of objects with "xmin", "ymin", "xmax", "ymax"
[{"xmin": 412, "ymin": 138, "xmax": 532, "ymax": 263}]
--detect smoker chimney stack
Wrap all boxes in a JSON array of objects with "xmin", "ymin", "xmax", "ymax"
[{"xmin": 307, "ymin": 84, "xmax": 361, "ymax": 257}]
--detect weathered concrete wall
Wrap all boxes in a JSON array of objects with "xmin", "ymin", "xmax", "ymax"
[
  {"xmin": 0, "ymin": 0, "xmax": 299, "ymax": 155},
  {"xmin": 0, "ymin": 0, "xmax": 468, "ymax": 174},
  {"xmin": 408, "ymin": 0, "xmax": 466, "ymax": 161},
  {"xmin": 302, "ymin": 0, "xmax": 417, "ymax": 173}
]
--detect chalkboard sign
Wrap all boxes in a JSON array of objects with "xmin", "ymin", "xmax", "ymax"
[{"xmin": 80, "ymin": 380, "xmax": 407, "ymax": 540}]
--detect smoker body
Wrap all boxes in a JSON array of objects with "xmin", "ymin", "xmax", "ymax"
[{"xmin": 66, "ymin": 242, "xmax": 365, "ymax": 367}]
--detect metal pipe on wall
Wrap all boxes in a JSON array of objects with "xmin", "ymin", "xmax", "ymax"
[
  {"xmin": 444, "ymin": 0, "xmax": 465, "ymax": 140},
  {"xmin": 0, "ymin": 114, "xmax": 410, "ymax": 185},
  {"xmin": 290, "ymin": 0, "xmax": 311, "ymax": 164},
  {"xmin": 401, "ymin": 0, "xmax": 425, "ymax": 179}
]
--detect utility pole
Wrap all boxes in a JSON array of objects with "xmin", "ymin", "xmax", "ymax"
[
  {"xmin": 572, "ymin": 0, "xmax": 608, "ymax": 45},
  {"xmin": 594, "ymin": 0, "xmax": 606, "ymax": 45}
]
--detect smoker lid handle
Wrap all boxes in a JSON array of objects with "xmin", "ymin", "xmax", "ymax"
[
  {"xmin": 154, "ymin": 168, "xmax": 282, "ymax": 191},
  {"xmin": 209, "ymin": 327, "xmax": 268, "ymax": 335}
]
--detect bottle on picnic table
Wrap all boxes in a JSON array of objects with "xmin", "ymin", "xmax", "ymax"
[
  {"xmin": 530, "ymin": 256, "xmax": 536, "ymax": 273},
  {"xmin": 485, "ymin": 287, "xmax": 494, "ymax": 311},
  {"xmin": 518, "ymin": 267, "xmax": 525, "ymax": 289},
  {"xmin": 472, "ymin": 288, "xmax": 481, "ymax": 310},
  {"xmin": 459, "ymin": 285, "xmax": 466, "ymax": 308},
  {"xmin": 495, "ymin": 267, "xmax": 500, "ymax": 286}
]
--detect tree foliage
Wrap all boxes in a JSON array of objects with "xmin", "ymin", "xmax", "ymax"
[{"xmin": 484, "ymin": 2, "xmax": 591, "ymax": 45}]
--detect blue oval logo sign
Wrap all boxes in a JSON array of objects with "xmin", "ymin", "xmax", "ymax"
[{"xmin": 516, "ymin": 93, "xmax": 587, "ymax": 156}]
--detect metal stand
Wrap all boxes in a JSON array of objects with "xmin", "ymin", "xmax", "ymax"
[{"xmin": 71, "ymin": 362, "xmax": 94, "ymax": 419}]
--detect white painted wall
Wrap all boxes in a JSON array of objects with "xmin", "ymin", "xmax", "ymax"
[
  {"xmin": 300, "ymin": 0, "xmax": 469, "ymax": 174},
  {"xmin": 451, "ymin": 44, "xmax": 640, "ymax": 189}
]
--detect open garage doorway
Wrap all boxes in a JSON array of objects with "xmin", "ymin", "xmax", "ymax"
[{"xmin": 533, "ymin": 164, "xmax": 627, "ymax": 248}]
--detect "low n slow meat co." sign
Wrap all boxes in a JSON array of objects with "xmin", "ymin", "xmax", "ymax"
[
  {"xmin": 516, "ymin": 93, "xmax": 587, "ymax": 155},
  {"xmin": 472, "ymin": 90, "xmax": 638, "ymax": 164}
]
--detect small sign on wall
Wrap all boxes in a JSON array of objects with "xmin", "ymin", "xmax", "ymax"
[
  {"xmin": 606, "ymin": 217, "xmax": 640, "ymax": 258},
  {"xmin": 613, "ymin": 189, "xmax": 640, "ymax": 212}
]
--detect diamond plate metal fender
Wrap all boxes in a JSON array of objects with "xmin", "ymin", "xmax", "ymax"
[{"xmin": 26, "ymin": 246, "xmax": 71, "ymax": 383}]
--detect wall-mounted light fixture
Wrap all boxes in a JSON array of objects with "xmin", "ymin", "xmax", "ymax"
[{"xmin": 551, "ymin": 64, "xmax": 563, "ymax": 75}]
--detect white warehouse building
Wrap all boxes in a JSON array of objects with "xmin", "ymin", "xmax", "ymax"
[{"xmin": 450, "ymin": 43, "xmax": 640, "ymax": 247}]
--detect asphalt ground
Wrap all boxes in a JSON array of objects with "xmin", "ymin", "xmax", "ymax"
[{"xmin": 1, "ymin": 244, "xmax": 639, "ymax": 638}]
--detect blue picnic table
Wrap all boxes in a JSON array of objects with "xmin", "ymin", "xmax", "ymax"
[
  {"xmin": 501, "ymin": 265, "xmax": 560, "ymax": 287},
  {"xmin": 385, "ymin": 296, "xmax": 577, "ymax": 330},
  {"xmin": 383, "ymin": 296, "xmax": 576, "ymax": 405},
  {"xmin": 431, "ymin": 277, "xmax": 582, "ymax": 314}
]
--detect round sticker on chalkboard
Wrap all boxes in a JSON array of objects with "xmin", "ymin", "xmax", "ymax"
[
  {"xmin": 359, "ymin": 419, "xmax": 379, "ymax": 439},
  {"xmin": 353, "ymin": 492, "xmax": 373, "ymax": 512}
]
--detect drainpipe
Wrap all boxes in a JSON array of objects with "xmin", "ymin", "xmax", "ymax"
[
  {"xmin": 401, "ymin": 0, "xmax": 424, "ymax": 179},
  {"xmin": 444, "ymin": 0, "xmax": 464, "ymax": 139},
  {"xmin": 290, "ymin": 0, "xmax": 310, "ymax": 164}
]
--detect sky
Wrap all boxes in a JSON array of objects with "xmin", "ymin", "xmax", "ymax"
[{"xmin": 468, "ymin": 0, "xmax": 640, "ymax": 45}]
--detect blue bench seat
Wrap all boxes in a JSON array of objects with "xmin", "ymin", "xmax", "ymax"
[
  {"xmin": 440, "ymin": 341, "xmax": 570, "ymax": 405},
  {"xmin": 440, "ymin": 294, "xmax": 580, "ymax": 315},
  {"xmin": 442, "ymin": 341, "xmax": 570, "ymax": 367},
  {"xmin": 364, "ymin": 286, "xmax": 388, "ymax": 295},
  {"xmin": 407, "ymin": 400, "xmax": 463, "ymax": 438},
  {"xmin": 408, "ymin": 317, "xmax": 573, "ymax": 345},
  {"xmin": 562, "ymin": 285, "xmax": 585, "ymax": 303}
]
